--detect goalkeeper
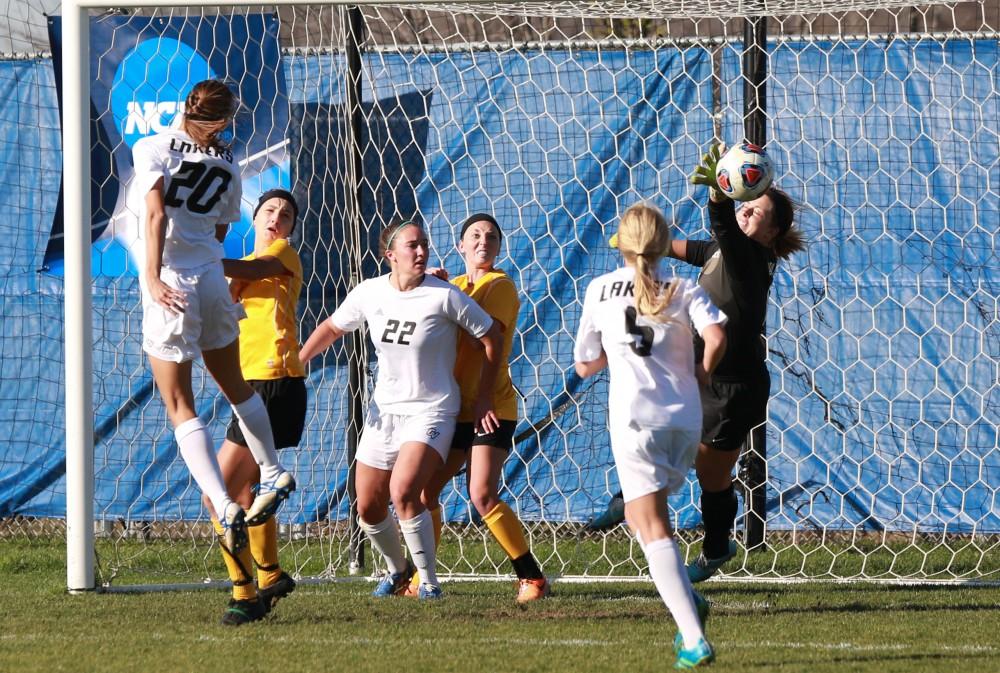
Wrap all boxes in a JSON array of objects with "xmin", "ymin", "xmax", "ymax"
[
  {"xmin": 673, "ymin": 144, "xmax": 804, "ymax": 579},
  {"xmin": 205, "ymin": 189, "xmax": 305, "ymax": 626}
]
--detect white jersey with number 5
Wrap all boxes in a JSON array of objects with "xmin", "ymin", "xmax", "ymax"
[
  {"xmin": 131, "ymin": 128, "xmax": 242, "ymax": 270},
  {"xmin": 328, "ymin": 274, "xmax": 494, "ymax": 416},
  {"xmin": 574, "ymin": 266, "xmax": 727, "ymax": 432}
]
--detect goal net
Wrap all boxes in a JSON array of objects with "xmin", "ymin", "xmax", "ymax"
[{"xmin": 2, "ymin": 0, "xmax": 998, "ymax": 587}]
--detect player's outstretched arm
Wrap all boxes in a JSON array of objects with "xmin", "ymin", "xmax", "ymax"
[
  {"xmin": 299, "ymin": 320, "xmax": 346, "ymax": 364},
  {"xmin": 222, "ymin": 256, "xmax": 292, "ymax": 281},
  {"xmin": 667, "ymin": 238, "xmax": 688, "ymax": 261}
]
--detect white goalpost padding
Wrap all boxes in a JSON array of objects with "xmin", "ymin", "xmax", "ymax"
[{"xmin": 41, "ymin": 0, "xmax": 1000, "ymax": 590}]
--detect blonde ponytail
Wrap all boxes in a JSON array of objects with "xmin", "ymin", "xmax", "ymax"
[{"xmin": 615, "ymin": 202, "xmax": 678, "ymax": 322}]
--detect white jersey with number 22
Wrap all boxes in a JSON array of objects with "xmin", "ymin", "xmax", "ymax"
[{"xmin": 329, "ymin": 274, "xmax": 494, "ymax": 417}]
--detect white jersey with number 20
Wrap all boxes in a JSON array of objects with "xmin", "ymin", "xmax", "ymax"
[
  {"xmin": 574, "ymin": 266, "xmax": 727, "ymax": 433},
  {"xmin": 131, "ymin": 128, "xmax": 242, "ymax": 270}
]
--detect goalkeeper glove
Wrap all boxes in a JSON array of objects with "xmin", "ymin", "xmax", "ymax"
[{"xmin": 689, "ymin": 143, "xmax": 726, "ymax": 201}]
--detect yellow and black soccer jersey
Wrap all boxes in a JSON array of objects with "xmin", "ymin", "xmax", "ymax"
[
  {"xmin": 451, "ymin": 270, "xmax": 519, "ymax": 422},
  {"xmin": 237, "ymin": 238, "xmax": 305, "ymax": 380}
]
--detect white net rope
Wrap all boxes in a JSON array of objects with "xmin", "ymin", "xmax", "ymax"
[{"xmin": 1, "ymin": 0, "xmax": 998, "ymax": 585}]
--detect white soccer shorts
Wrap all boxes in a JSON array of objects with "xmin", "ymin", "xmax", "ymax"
[
  {"xmin": 141, "ymin": 261, "xmax": 245, "ymax": 363},
  {"xmin": 356, "ymin": 406, "xmax": 457, "ymax": 470},
  {"xmin": 610, "ymin": 423, "xmax": 701, "ymax": 503}
]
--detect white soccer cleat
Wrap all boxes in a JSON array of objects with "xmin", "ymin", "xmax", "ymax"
[
  {"xmin": 220, "ymin": 502, "xmax": 249, "ymax": 554},
  {"xmin": 245, "ymin": 471, "xmax": 297, "ymax": 525}
]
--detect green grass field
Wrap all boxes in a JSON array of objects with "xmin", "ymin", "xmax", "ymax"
[{"xmin": 5, "ymin": 540, "xmax": 1000, "ymax": 673}]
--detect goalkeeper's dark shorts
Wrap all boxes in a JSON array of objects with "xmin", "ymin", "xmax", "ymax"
[
  {"xmin": 700, "ymin": 374, "xmax": 769, "ymax": 451},
  {"xmin": 226, "ymin": 376, "xmax": 307, "ymax": 450}
]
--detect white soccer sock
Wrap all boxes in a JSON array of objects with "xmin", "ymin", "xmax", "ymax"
[
  {"xmin": 232, "ymin": 394, "xmax": 283, "ymax": 482},
  {"xmin": 399, "ymin": 510, "xmax": 439, "ymax": 586},
  {"xmin": 175, "ymin": 417, "xmax": 232, "ymax": 517},
  {"xmin": 359, "ymin": 514, "xmax": 408, "ymax": 575},
  {"xmin": 644, "ymin": 536, "xmax": 705, "ymax": 649},
  {"xmin": 635, "ymin": 530, "xmax": 646, "ymax": 552}
]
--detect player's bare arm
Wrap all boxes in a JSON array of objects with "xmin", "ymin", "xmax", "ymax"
[
  {"xmin": 143, "ymin": 178, "xmax": 187, "ymax": 314},
  {"xmin": 299, "ymin": 320, "xmax": 346, "ymax": 364},
  {"xmin": 696, "ymin": 323, "xmax": 726, "ymax": 387},
  {"xmin": 222, "ymin": 255, "xmax": 292, "ymax": 281},
  {"xmin": 574, "ymin": 351, "xmax": 608, "ymax": 379},
  {"xmin": 472, "ymin": 319, "xmax": 502, "ymax": 433}
]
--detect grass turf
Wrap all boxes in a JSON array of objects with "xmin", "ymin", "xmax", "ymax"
[{"xmin": 4, "ymin": 540, "xmax": 1000, "ymax": 672}]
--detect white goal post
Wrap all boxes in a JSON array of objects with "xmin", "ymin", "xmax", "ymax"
[{"xmin": 50, "ymin": 0, "xmax": 1000, "ymax": 592}]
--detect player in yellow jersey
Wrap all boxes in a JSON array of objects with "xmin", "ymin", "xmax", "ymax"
[
  {"xmin": 414, "ymin": 213, "xmax": 549, "ymax": 602},
  {"xmin": 203, "ymin": 189, "xmax": 305, "ymax": 625}
]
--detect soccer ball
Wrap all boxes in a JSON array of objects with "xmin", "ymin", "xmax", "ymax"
[{"xmin": 715, "ymin": 142, "xmax": 774, "ymax": 201}]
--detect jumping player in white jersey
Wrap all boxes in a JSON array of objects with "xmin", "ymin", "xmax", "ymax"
[
  {"xmin": 299, "ymin": 220, "xmax": 502, "ymax": 599},
  {"xmin": 574, "ymin": 202, "xmax": 727, "ymax": 669},
  {"xmin": 133, "ymin": 80, "xmax": 296, "ymax": 588}
]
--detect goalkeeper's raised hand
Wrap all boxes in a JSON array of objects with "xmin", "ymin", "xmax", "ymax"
[{"xmin": 689, "ymin": 143, "xmax": 726, "ymax": 202}]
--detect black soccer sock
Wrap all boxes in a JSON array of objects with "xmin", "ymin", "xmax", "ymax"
[
  {"xmin": 510, "ymin": 552, "xmax": 545, "ymax": 581},
  {"xmin": 701, "ymin": 484, "xmax": 738, "ymax": 559}
]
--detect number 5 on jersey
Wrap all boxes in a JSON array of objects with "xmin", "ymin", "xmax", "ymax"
[{"xmin": 624, "ymin": 306, "xmax": 653, "ymax": 356}]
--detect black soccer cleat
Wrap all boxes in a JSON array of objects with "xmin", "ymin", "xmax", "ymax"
[
  {"xmin": 220, "ymin": 597, "xmax": 267, "ymax": 626},
  {"xmin": 259, "ymin": 572, "xmax": 296, "ymax": 611}
]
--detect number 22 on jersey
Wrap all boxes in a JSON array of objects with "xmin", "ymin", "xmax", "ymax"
[{"xmin": 381, "ymin": 319, "xmax": 416, "ymax": 345}]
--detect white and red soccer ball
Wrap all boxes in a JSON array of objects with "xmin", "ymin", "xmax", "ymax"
[{"xmin": 715, "ymin": 142, "xmax": 775, "ymax": 201}]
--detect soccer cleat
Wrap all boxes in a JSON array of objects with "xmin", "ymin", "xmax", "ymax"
[
  {"xmin": 584, "ymin": 493, "xmax": 625, "ymax": 531},
  {"xmin": 372, "ymin": 560, "xmax": 416, "ymax": 598},
  {"xmin": 245, "ymin": 471, "xmax": 297, "ymax": 526},
  {"xmin": 674, "ymin": 637, "xmax": 715, "ymax": 669},
  {"xmin": 402, "ymin": 570, "xmax": 420, "ymax": 598},
  {"xmin": 259, "ymin": 571, "xmax": 296, "ymax": 611},
  {"xmin": 515, "ymin": 577, "xmax": 551, "ymax": 603},
  {"xmin": 674, "ymin": 590, "xmax": 710, "ymax": 653},
  {"xmin": 220, "ymin": 502, "xmax": 249, "ymax": 554},
  {"xmin": 220, "ymin": 597, "xmax": 267, "ymax": 626},
  {"xmin": 417, "ymin": 583, "xmax": 443, "ymax": 600},
  {"xmin": 686, "ymin": 540, "xmax": 738, "ymax": 584}
]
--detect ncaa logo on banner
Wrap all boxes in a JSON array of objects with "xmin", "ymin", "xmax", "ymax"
[{"xmin": 111, "ymin": 37, "xmax": 216, "ymax": 148}]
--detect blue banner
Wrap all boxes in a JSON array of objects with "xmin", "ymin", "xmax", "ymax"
[{"xmin": 45, "ymin": 14, "xmax": 290, "ymax": 276}]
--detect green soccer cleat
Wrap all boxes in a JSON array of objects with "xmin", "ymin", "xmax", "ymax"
[
  {"xmin": 674, "ymin": 637, "xmax": 715, "ymax": 669},
  {"xmin": 686, "ymin": 540, "xmax": 737, "ymax": 583},
  {"xmin": 675, "ymin": 590, "xmax": 710, "ymax": 653}
]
